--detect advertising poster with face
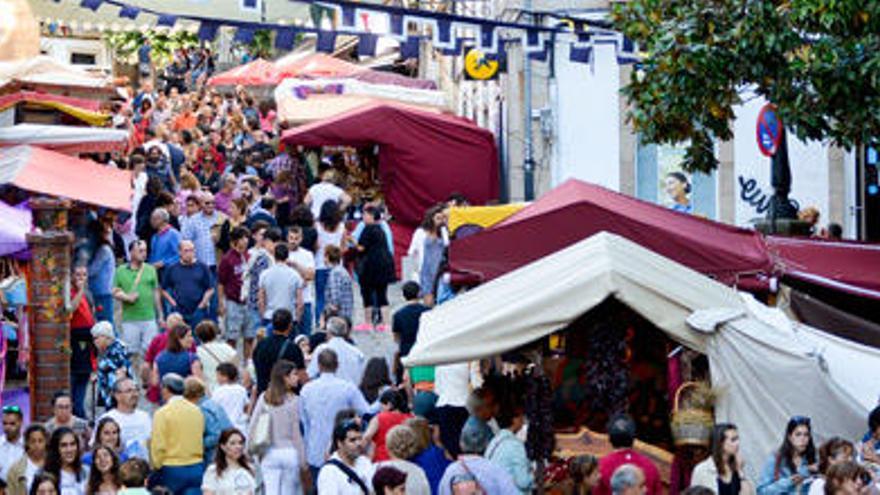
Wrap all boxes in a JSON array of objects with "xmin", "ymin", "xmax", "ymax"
[{"xmin": 636, "ymin": 142, "xmax": 717, "ymax": 219}]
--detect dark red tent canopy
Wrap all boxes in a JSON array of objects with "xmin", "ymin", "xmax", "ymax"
[
  {"xmin": 766, "ymin": 236, "xmax": 880, "ymax": 299},
  {"xmin": 450, "ymin": 179, "xmax": 774, "ymax": 287},
  {"xmin": 281, "ymin": 102, "xmax": 499, "ymax": 228}
]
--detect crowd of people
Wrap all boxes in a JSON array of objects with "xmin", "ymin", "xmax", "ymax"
[{"xmin": 1, "ymin": 43, "xmax": 874, "ymax": 495}]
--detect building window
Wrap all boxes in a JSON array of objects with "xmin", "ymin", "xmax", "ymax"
[{"xmin": 70, "ymin": 53, "xmax": 97, "ymax": 65}]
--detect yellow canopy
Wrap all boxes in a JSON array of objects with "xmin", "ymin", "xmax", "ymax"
[{"xmin": 447, "ymin": 204, "xmax": 526, "ymax": 235}]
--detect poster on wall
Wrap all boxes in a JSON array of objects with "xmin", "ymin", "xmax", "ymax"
[{"xmin": 636, "ymin": 142, "xmax": 717, "ymax": 219}]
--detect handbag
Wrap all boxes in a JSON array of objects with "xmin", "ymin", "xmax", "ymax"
[{"xmin": 248, "ymin": 397, "xmax": 272, "ymax": 457}]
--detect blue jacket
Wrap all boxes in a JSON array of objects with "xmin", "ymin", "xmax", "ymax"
[
  {"xmin": 149, "ymin": 227, "xmax": 181, "ymax": 267},
  {"xmin": 198, "ymin": 398, "xmax": 232, "ymax": 464},
  {"xmin": 757, "ymin": 454, "xmax": 812, "ymax": 495}
]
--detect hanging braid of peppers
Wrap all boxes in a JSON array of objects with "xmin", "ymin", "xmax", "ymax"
[
  {"xmin": 525, "ymin": 367, "xmax": 555, "ymax": 462},
  {"xmin": 584, "ymin": 316, "xmax": 629, "ymax": 416}
]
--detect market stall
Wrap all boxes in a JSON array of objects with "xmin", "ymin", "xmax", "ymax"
[
  {"xmin": 281, "ymin": 102, "xmax": 499, "ymax": 257},
  {"xmin": 0, "ymin": 145, "xmax": 132, "ymax": 211},
  {"xmin": 0, "ymin": 56, "xmax": 114, "ymax": 99},
  {"xmin": 405, "ymin": 232, "xmax": 876, "ymax": 483},
  {"xmin": 449, "ymin": 179, "xmax": 772, "ymax": 287},
  {"xmin": 0, "ymin": 124, "xmax": 128, "ymax": 153},
  {"xmin": 274, "ymin": 77, "xmax": 448, "ymax": 124}
]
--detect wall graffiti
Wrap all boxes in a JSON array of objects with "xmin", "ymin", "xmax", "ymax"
[{"xmin": 738, "ymin": 175, "xmax": 771, "ymax": 215}]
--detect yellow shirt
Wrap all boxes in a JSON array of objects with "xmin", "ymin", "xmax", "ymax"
[{"xmin": 150, "ymin": 396, "xmax": 204, "ymax": 468}]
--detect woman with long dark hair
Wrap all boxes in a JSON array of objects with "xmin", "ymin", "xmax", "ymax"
[
  {"xmin": 363, "ymin": 390, "xmax": 413, "ymax": 462},
  {"xmin": 152, "ymin": 324, "xmax": 203, "ymax": 389},
  {"xmin": 356, "ymin": 206, "xmax": 396, "ymax": 329},
  {"xmin": 418, "ymin": 205, "xmax": 447, "ymax": 306},
  {"xmin": 43, "ymin": 427, "xmax": 88, "ymax": 495},
  {"xmin": 691, "ymin": 423, "xmax": 755, "ymax": 494},
  {"xmin": 360, "ymin": 357, "xmax": 393, "ymax": 414},
  {"xmin": 758, "ymin": 416, "xmax": 818, "ymax": 495},
  {"xmin": 314, "ymin": 199, "xmax": 345, "ymax": 319},
  {"xmin": 249, "ymin": 360, "xmax": 307, "ymax": 494},
  {"xmin": 202, "ymin": 428, "xmax": 256, "ymax": 494},
  {"xmin": 85, "ymin": 446, "xmax": 120, "ymax": 494},
  {"xmin": 82, "ymin": 418, "xmax": 128, "ymax": 467}
]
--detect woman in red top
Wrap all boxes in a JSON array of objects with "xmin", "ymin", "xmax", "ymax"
[
  {"xmin": 364, "ymin": 389, "xmax": 413, "ymax": 462},
  {"xmin": 68, "ymin": 265, "xmax": 96, "ymax": 419}
]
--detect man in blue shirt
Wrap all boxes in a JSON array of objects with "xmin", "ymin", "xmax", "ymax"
[
  {"xmin": 148, "ymin": 208, "xmax": 181, "ymax": 280},
  {"xmin": 299, "ymin": 349, "xmax": 368, "ymax": 481},
  {"xmin": 161, "ymin": 241, "xmax": 214, "ymax": 329},
  {"xmin": 137, "ymin": 38, "xmax": 152, "ymax": 83}
]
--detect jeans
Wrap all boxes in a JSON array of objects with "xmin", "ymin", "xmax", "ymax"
[
  {"xmin": 181, "ymin": 307, "xmax": 209, "ymax": 331},
  {"xmin": 93, "ymin": 293, "xmax": 114, "ymax": 326},
  {"xmin": 261, "ymin": 446, "xmax": 302, "ymax": 495},
  {"xmin": 71, "ymin": 373, "xmax": 90, "ymax": 419},
  {"xmin": 314, "ymin": 269, "xmax": 329, "ymax": 321},
  {"xmin": 297, "ymin": 303, "xmax": 313, "ymax": 336},
  {"xmin": 159, "ymin": 463, "xmax": 204, "ymax": 495}
]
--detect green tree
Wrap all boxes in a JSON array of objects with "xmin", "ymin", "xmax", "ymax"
[
  {"xmin": 104, "ymin": 30, "xmax": 200, "ymax": 66},
  {"xmin": 612, "ymin": 0, "xmax": 880, "ymax": 173}
]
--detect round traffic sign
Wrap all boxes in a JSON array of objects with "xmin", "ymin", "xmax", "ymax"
[{"xmin": 756, "ymin": 104, "xmax": 783, "ymax": 157}]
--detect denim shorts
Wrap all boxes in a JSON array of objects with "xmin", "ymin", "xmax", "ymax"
[{"xmin": 224, "ymin": 301, "xmax": 254, "ymax": 340}]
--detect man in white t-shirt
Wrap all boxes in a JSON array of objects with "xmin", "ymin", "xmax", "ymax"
[
  {"xmin": 95, "ymin": 378, "xmax": 152, "ymax": 458},
  {"xmin": 287, "ymin": 226, "xmax": 316, "ymax": 335},
  {"xmin": 258, "ymin": 244, "xmax": 304, "ymax": 324},
  {"xmin": 304, "ymin": 169, "xmax": 351, "ymax": 220},
  {"xmin": 317, "ymin": 420, "xmax": 374, "ymax": 495}
]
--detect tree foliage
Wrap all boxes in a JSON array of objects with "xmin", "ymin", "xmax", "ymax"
[
  {"xmin": 104, "ymin": 30, "xmax": 199, "ymax": 66},
  {"xmin": 612, "ymin": 0, "xmax": 880, "ymax": 173}
]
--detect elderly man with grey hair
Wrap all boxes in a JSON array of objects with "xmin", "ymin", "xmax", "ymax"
[
  {"xmin": 436, "ymin": 416, "xmax": 517, "ymax": 495},
  {"xmin": 161, "ymin": 240, "xmax": 214, "ymax": 329},
  {"xmin": 611, "ymin": 465, "xmax": 646, "ymax": 495},
  {"xmin": 307, "ymin": 316, "xmax": 366, "ymax": 386},
  {"xmin": 148, "ymin": 207, "xmax": 182, "ymax": 279}
]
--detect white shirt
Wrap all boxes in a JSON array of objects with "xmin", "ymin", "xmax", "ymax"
[
  {"xmin": 317, "ymin": 453, "xmax": 374, "ymax": 495},
  {"xmin": 315, "ymin": 223, "xmax": 344, "ymax": 270},
  {"xmin": 201, "ymin": 464, "xmax": 257, "ymax": 494},
  {"xmin": 288, "ymin": 247, "xmax": 316, "ymax": 304},
  {"xmin": 307, "ymin": 337, "xmax": 366, "ymax": 386},
  {"xmin": 212, "ymin": 383, "xmax": 250, "ymax": 433},
  {"xmin": 308, "ymin": 181, "xmax": 345, "ymax": 220},
  {"xmin": 258, "ymin": 263, "xmax": 303, "ymax": 320},
  {"xmin": 0, "ymin": 435, "xmax": 23, "ymax": 481},
  {"xmin": 59, "ymin": 468, "xmax": 88, "ymax": 495},
  {"xmin": 97, "ymin": 409, "xmax": 152, "ymax": 456},
  {"xmin": 197, "ymin": 341, "xmax": 239, "ymax": 393},
  {"xmin": 435, "ymin": 363, "xmax": 474, "ymax": 408},
  {"xmin": 406, "ymin": 227, "xmax": 428, "ymax": 282},
  {"xmin": 24, "ymin": 457, "xmax": 39, "ymax": 493}
]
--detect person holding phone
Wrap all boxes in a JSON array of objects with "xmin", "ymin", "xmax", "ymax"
[{"xmin": 758, "ymin": 416, "xmax": 818, "ymax": 494}]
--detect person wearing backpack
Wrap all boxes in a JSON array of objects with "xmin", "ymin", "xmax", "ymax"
[{"xmin": 317, "ymin": 419, "xmax": 374, "ymax": 495}]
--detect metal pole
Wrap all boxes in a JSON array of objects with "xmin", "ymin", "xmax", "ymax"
[{"xmin": 522, "ymin": 2, "xmax": 535, "ymax": 201}]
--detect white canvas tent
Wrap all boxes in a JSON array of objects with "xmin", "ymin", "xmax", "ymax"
[
  {"xmin": 0, "ymin": 124, "xmax": 129, "ymax": 153},
  {"xmin": 404, "ymin": 232, "xmax": 876, "ymax": 478}
]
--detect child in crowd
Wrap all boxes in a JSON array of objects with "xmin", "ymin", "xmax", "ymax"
[
  {"xmin": 211, "ymin": 362, "xmax": 251, "ymax": 434},
  {"xmin": 323, "ymin": 245, "xmax": 354, "ymax": 324}
]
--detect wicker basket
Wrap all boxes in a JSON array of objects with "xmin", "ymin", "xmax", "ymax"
[{"xmin": 670, "ymin": 381, "xmax": 714, "ymax": 447}]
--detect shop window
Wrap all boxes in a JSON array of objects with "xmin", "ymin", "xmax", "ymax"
[
  {"xmin": 70, "ymin": 52, "xmax": 97, "ymax": 65},
  {"xmin": 636, "ymin": 140, "xmax": 718, "ymax": 219}
]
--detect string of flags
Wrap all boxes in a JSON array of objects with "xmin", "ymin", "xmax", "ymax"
[{"xmin": 50, "ymin": 0, "xmax": 643, "ymax": 66}]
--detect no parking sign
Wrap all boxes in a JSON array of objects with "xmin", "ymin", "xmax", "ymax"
[{"xmin": 756, "ymin": 104, "xmax": 783, "ymax": 157}]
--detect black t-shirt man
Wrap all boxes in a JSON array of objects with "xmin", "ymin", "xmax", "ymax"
[
  {"xmin": 393, "ymin": 302, "xmax": 430, "ymax": 357},
  {"xmin": 252, "ymin": 309, "xmax": 306, "ymax": 393}
]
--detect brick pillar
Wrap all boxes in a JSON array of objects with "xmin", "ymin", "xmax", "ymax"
[{"xmin": 26, "ymin": 198, "xmax": 73, "ymax": 422}]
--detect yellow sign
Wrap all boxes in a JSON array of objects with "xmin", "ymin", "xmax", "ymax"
[{"xmin": 464, "ymin": 48, "xmax": 500, "ymax": 81}]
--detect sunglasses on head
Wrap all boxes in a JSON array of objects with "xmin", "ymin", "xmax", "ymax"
[
  {"xmin": 790, "ymin": 415, "xmax": 811, "ymax": 426},
  {"xmin": 2, "ymin": 405, "xmax": 21, "ymax": 414}
]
